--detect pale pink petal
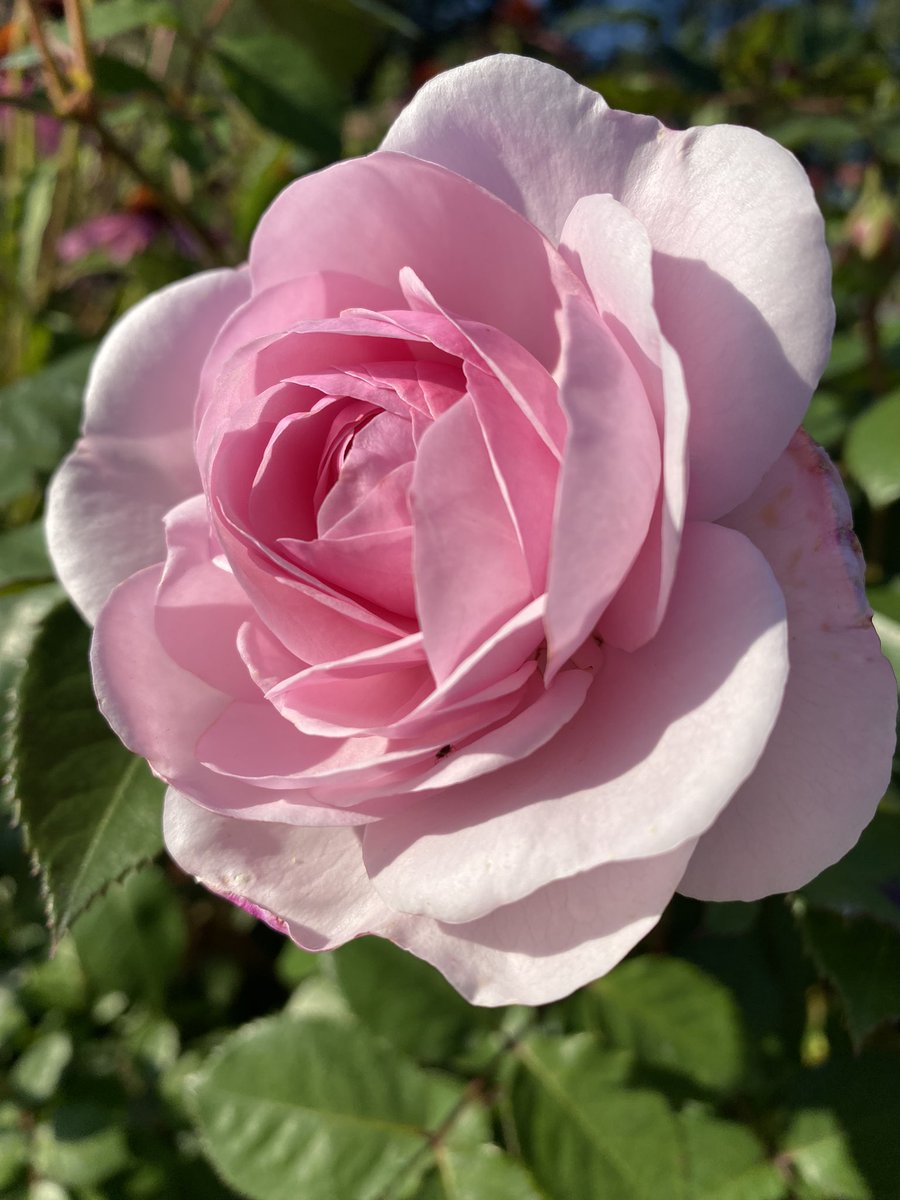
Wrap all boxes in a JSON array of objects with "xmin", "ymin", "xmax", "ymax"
[
  {"xmin": 163, "ymin": 790, "xmax": 696, "ymax": 1006},
  {"xmin": 280, "ymin": 528, "xmax": 415, "ymax": 618},
  {"xmin": 321, "ymin": 463, "xmax": 413, "ymax": 539},
  {"xmin": 197, "ymin": 272, "xmax": 400, "ymax": 429},
  {"xmin": 209, "ymin": 420, "xmax": 411, "ymax": 663},
  {"xmin": 197, "ymin": 317, "xmax": 420, "ymax": 475},
  {"xmin": 362, "ymin": 522, "xmax": 788, "ymax": 923},
  {"xmin": 163, "ymin": 791, "xmax": 390, "ymax": 947},
  {"xmin": 559, "ymin": 194, "xmax": 689, "ymax": 651},
  {"xmin": 384, "ymin": 55, "xmax": 833, "ymax": 517},
  {"xmin": 47, "ymin": 268, "xmax": 250, "ymax": 622},
  {"xmin": 268, "ymin": 634, "xmax": 430, "ymax": 736},
  {"xmin": 196, "ymin": 699, "xmax": 435, "ymax": 794},
  {"xmin": 388, "ymin": 841, "xmax": 697, "ymax": 1006},
  {"xmin": 679, "ymin": 434, "xmax": 898, "ymax": 899},
  {"xmin": 398, "ymin": 267, "xmax": 567, "ymax": 455},
  {"xmin": 155, "ymin": 496, "xmax": 259, "ymax": 700},
  {"xmin": 411, "ymin": 395, "xmax": 534, "ymax": 681},
  {"xmin": 250, "ymin": 151, "xmax": 572, "ymax": 371},
  {"xmin": 307, "ymin": 665, "xmax": 592, "ymax": 811},
  {"xmin": 318, "ymin": 411, "xmax": 415, "ymax": 533},
  {"xmin": 545, "ymin": 293, "xmax": 660, "ymax": 675},
  {"xmin": 92, "ymin": 567, "xmax": 368, "ymax": 827}
]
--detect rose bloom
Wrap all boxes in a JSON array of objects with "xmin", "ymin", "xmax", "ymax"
[{"xmin": 48, "ymin": 56, "xmax": 896, "ymax": 1005}]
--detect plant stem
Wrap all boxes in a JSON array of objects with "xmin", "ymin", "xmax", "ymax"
[
  {"xmin": 18, "ymin": 0, "xmax": 228, "ymax": 267},
  {"xmin": 63, "ymin": 0, "xmax": 93, "ymax": 93},
  {"xmin": 85, "ymin": 116, "xmax": 225, "ymax": 265},
  {"xmin": 21, "ymin": 0, "xmax": 69, "ymax": 113}
]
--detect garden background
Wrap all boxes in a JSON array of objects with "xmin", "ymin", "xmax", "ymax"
[{"xmin": 1, "ymin": 1, "xmax": 900, "ymax": 1197}]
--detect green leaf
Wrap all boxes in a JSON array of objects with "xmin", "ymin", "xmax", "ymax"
[
  {"xmin": 92, "ymin": 54, "xmax": 166, "ymax": 98},
  {"xmin": 71, "ymin": 866, "xmax": 187, "ymax": 1005},
  {"xmin": 799, "ymin": 801, "xmax": 900, "ymax": 930},
  {"xmin": 18, "ymin": 163, "xmax": 57, "ymax": 300},
  {"xmin": 821, "ymin": 332, "xmax": 867, "ymax": 383},
  {"xmin": 781, "ymin": 1052, "xmax": 900, "ymax": 1199},
  {"xmin": 844, "ymin": 390, "xmax": 900, "ymax": 507},
  {"xmin": 6, "ymin": 602, "xmax": 164, "ymax": 938},
  {"xmin": 418, "ymin": 1145, "xmax": 548, "ymax": 1200},
  {"xmin": 782, "ymin": 1109, "xmax": 867, "ymax": 1200},
  {"xmin": 802, "ymin": 390, "xmax": 852, "ymax": 450},
  {"xmin": 872, "ymin": 610, "xmax": 900, "ymax": 686},
  {"xmin": 215, "ymin": 34, "xmax": 342, "ymax": 160},
  {"xmin": 32, "ymin": 1107, "xmax": 131, "ymax": 1189},
  {"xmin": 17, "ymin": 936, "xmax": 88, "ymax": 1015},
  {"xmin": 0, "ymin": 1127, "xmax": 29, "ymax": 1192},
  {"xmin": 0, "ymin": 987, "xmax": 28, "ymax": 1054},
  {"xmin": 0, "ymin": 347, "xmax": 94, "ymax": 508},
  {"xmin": 799, "ymin": 906, "xmax": 900, "ymax": 1045},
  {"xmin": 256, "ymin": 0, "xmax": 414, "ymax": 83},
  {"xmin": 679, "ymin": 1107, "xmax": 787, "ymax": 1200},
  {"xmin": 332, "ymin": 937, "xmax": 491, "ymax": 1065},
  {"xmin": 83, "ymin": 0, "xmax": 179, "ymax": 39},
  {"xmin": 10, "ymin": 1031, "xmax": 73, "ymax": 1104},
  {"xmin": 583, "ymin": 956, "xmax": 747, "ymax": 1095},
  {"xmin": 192, "ymin": 1014, "xmax": 473, "ymax": 1200},
  {"xmin": 514, "ymin": 1033, "xmax": 686, "ymax": 1200},
  {"xmin": 275, "ymin": 941, "xmax": 322, "ymax": 989},
  {"xmin": 0, "ymin": 523, "xmax": 52, "ymax": 590},
  {"xmin": 0, "ymin": 585, "xmax": 61, "ymax": 709}
]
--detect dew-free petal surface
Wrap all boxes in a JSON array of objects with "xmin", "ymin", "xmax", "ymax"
[
  {"xmin": 680, "ymin": 433, "xmax": 898, "ymax": 899},
  {"xmin": 363, "ymin": 522, "xmax": 788, "ymax": 923},
  {"xmin": 383, "ymin": 55, "xmax": 833, "ymax": 517},
  {"xmin": 47, "ymin": 269, "xmax": 250, "ymax": 621},
  {"xmin": 249, "ymin": 150, "xmax": 572, "ymax": 371},
  {"xmin": 163, "ymin": 789, "xmax": 696, "ymax": 1006}
]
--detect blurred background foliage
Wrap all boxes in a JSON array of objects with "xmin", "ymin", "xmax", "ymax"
[{"xmin": 1, "ymin": 1, "xmax": 899, "ymax": 1198}]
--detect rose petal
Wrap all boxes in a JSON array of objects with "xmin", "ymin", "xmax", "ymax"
[
  {"xmin": 384, "ymin": 55, "xmax": 833, "ymax": 517},
  {"xmin": 164, "ymin": 789, "xmax": 696, "ymax": 1006},
  {"xmin": 362, "ymin": 521, "xmax": 788, "ymax": 923},
  {"xmin": 411, "ymin": 394, "xmax": 534, "ymax": 681},
  {"xmin": 92, "ymin": 566, "xmax": 369, "ymax": 827},
  {"xmin": 559, "ymin": 193, "xmax": 689, "ymax": 652},
  {"xmin": 47, "ymin": 268, "xmax": 250, "ymax": 622},
  {"xmin": 545, "ymin": 292, "xmax": 661, "ymax": 675},
  {"xmin": 388, "ymin": 840, "xmax": 697, "ymax": 1006},
  {"xmin": 155, "ymin": 495, "xmax": 259, "ymax": 700},
  {"xmin": 250, "ymin": 151, "xmax": 573, "ymax": 371},
  {"xmin": 679, "ymin": 433, "xmax": 898, "ymax": 899},
  {"xmin": 163, "ymin": 790, "xmax": 389, "ymax": 946}
]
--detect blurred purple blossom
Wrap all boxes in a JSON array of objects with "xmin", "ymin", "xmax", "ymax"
[{"xmin": 57, "ymin": 209, "xmax": 163, "ymax": 265}]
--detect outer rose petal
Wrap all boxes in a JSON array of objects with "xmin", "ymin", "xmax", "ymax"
[
  {"xmin": 46, "ymin": 269, "xmax": 250, "ymax": 622},
  {"xmin": 382, "ymin": 55, "xmax": 833, "ymax": 518},
  {"xmin": 93, "ymin": 566, "xmax": 374, "ymax": 827},
  {"xmin": 163, "ymin": 789, "xmax": 697, "ymax": 1006},
  {"xmin": 362, "ymin": 522, "xmax": 788, "ymax": 923},
  {"xmin": 679, "ymin": 433, "xmax": 898, "ymax": 900}
]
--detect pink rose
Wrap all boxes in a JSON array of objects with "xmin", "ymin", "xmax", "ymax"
[{"xmin": 47, "ymin": 56, "xmax": 896, "ymax": 1006}]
